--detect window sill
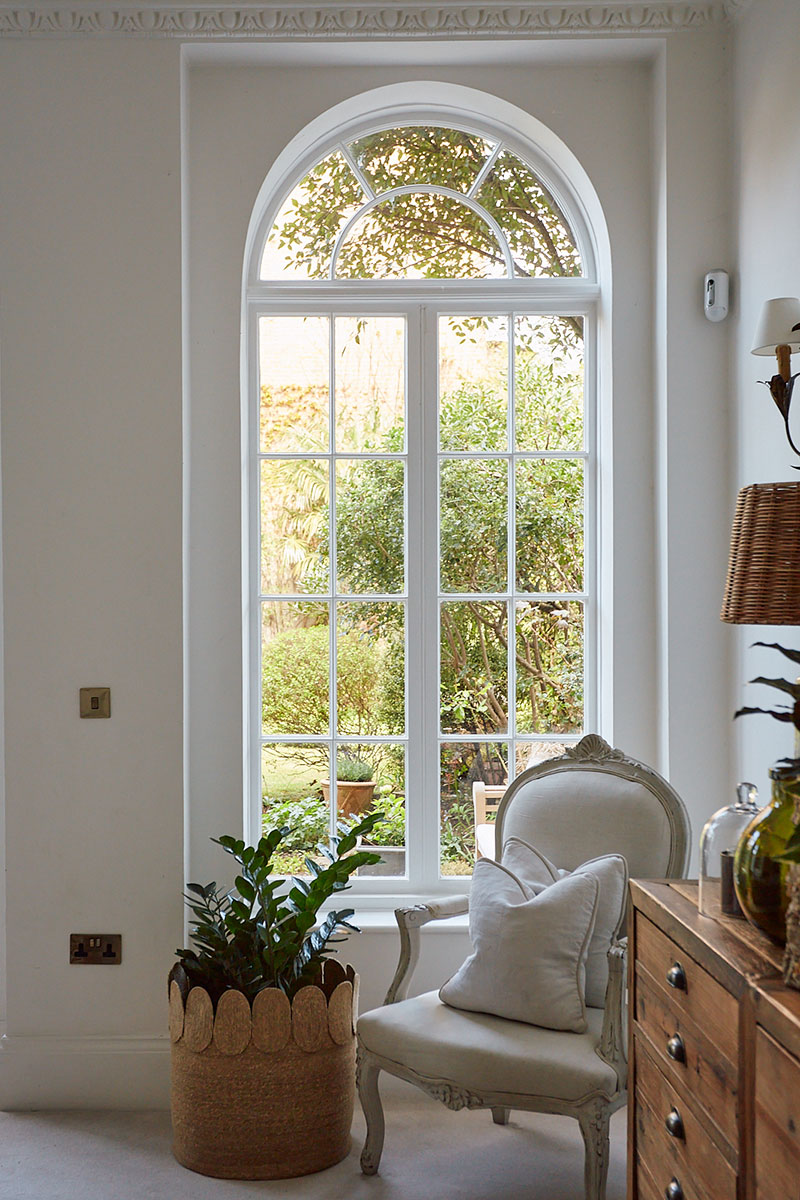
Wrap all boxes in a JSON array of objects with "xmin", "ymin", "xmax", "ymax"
[{"xmin": 345, "ymin": 907, "xmax": 470, "ymax": 932}]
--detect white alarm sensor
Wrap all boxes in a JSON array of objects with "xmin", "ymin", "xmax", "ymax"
[{"xmin": 704, "ymin": 270, "xmax": 729, "ymax": 322}]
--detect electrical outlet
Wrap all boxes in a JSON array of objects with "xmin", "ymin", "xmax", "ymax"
[{"xmin": 69, "ymin": 934, "xmax": 122, "ymax": 964}]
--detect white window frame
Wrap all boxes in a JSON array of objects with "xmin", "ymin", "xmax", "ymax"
[{"xmin": 241, "ymin": 88, "xmax": 610, "ymax": 906}]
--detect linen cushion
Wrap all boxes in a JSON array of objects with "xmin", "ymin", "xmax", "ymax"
[
  {"xmin": 439, "ymin": 856, "xmax": 599, "ymax": 1033},
  {"xmin": 358, "ymin": 991, "xmax": 619, "ymax": 1101},
  {"xmin": 502, "ymin": 836, "xmax": 628, "ymax": 1008}
]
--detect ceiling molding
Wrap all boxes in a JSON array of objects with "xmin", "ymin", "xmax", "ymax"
[{"xmin": 0, "ymin": 3, "xmax": 733, "ymax": 40}]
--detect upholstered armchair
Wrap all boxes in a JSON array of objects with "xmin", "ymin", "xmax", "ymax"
[{"xmin": 356, "ymin": 735, "xmax": 690, "ymax": 1200}]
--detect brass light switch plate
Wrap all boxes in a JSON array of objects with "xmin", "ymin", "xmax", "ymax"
[{"xmin": 79, "ymin": 687, "xmax": 111, "ymax": 718}]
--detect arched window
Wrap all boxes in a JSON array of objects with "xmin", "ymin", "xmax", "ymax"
[{"xmin": 245, "ymin": 100, "xmax": 604, "ymax": 896}]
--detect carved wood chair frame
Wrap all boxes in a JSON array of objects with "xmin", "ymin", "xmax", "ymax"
[{"xmin": 356, "ymin": 734, "xmax": 690, "ymax": 1200}]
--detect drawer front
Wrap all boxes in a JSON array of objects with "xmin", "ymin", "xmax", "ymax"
[
  {"xmin": 636, "ymin": 970, "xmax": 737, "ymax": 1150},
  {"xmin": 755, "ymin": 1027, "xmax": 800, "ymax": 1155},
  {"xmin": 637, "ymin": 1158, "xmax": 707, "ymax": 1200},
  {"xmin": 636, "ymin": 914, "xmax": 738, "ymax": 1065},
  {"xmin": 755, "ymin": 1027, "xmax": 800, "ymax": 1200},
  {"xmin": 754, "ymin": 1110, "xmax": 800, "ymax": 1200},
  {"xmin": 635, "ymin": 1036, "xmax": 737, "ymax": 1200}
]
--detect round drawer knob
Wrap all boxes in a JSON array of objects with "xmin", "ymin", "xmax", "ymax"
[
  {"xmin": 666, "ymin": 962, "xmax": 687, "ymax": 991},
  {"xmin": 667, "ymin": 1033, "xmax": 686, "ymax": 1063},
  {"xmin": 665, "ymin": 1178, "xmax": 684, "ymax": 1200},
  {"xmin": 665, "ymin": 1107, "xmax": 685, "ymax": 1140}
]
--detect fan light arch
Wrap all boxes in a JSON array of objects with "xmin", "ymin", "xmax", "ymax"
[{"xmin": 257, "ymin": 120, "xmax": 587, "ymax": 284}]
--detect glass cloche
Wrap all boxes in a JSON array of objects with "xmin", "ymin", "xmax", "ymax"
[{"xmin": 699, "ymin": 782, "xmax": 761, "ymax": 918}]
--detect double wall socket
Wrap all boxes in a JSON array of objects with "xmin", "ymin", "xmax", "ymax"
[{"xmin": 69, "ymin": 934, "xmax": 122, "ymax": 964}]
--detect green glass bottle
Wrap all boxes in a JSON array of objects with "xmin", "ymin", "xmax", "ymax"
[{"xmin": 734, "ymin": 765, "xmax": 800, "ymax": 944}]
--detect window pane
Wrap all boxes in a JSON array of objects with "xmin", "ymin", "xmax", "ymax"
[
  {"xmin": 475, "ymin": 150, "xmax": 582, "ymax": 277},
  {"xmin": 334, "ymin": 193, "xmax": 508, "ymax": 280},
  {"xmin": 348, "ymin": 127, "xmax": 496, "ymax": 193},
  {"xmin": 516, "ymin": 459, "xmax": 584, "ymax": 593},
  {"xmin": 335, "ymin": 316, "xmax": 405, "ymax": 452},
  {"xmin": 440, "ymin": 460, "xmax": 507, "ymax": 593},
  {"xmin": 440, "ymin": 601, "xmax": 508, "ymax": 734},
  {"xmin": 260, "ymin": 151, "xmax": 363, "ymax": 279},
  {"xmin": 515, "ymin": 316, "xmax": 584, "ymax": 452},
  {"xmin": 259, "ymin": 316, "xmax": 329, "ymax": 453},
  {"xmin": 515, "ymin": 600, "xmax": 584, "ymax": 735},
  {"xmin": 336, "ymin": 602, "xmax": 405, "ymax": 736},
  {"xmin": 439, "ymin": 315, "xmax": 508, "ymax": 452},
  {"xmin": 262, "ymin": 743, "xmax": 330, "ymax": 876},
  {"xmin": 336, "ymin": 742, "xmax": 406, "ymax": 878},
  {"xmin": 261, "ymin": 459, "xmax": 329, "ymax": 595},
  {"xmin": 335, "ymin": 461, "xmax": 404, "ymax": 595},
  {"xmin": 261, "ymin": 602, "xmax": 329, "ymax": 736},
  {"xmin": 440, "ymin": 741, "xmax": 508, "ymax": 876}
]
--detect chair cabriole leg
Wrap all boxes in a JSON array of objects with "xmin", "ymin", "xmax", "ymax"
[
  {"xmin": 578, "ymin": 1100, "xmax": 610, "ymax": 1200},
  {"xmin": 357, "ymin": 1048, "xmax": 385, "ymax": 1175}
]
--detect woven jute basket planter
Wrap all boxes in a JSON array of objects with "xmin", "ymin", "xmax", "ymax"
[{"xmin": 169, "ymin": 961, "xmax": 358, "ymax": 1179}]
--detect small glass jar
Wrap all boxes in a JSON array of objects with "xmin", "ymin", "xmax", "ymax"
[{"xmin": 699, "ymin": 782, "xmax": 760, "ymax": 918}]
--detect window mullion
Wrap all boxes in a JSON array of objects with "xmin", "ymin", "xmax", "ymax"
[
  {"xmin": 328, "ymin": 315, "xmax": 338, "ymax": 837},
  {"xmin": 420, "ymin": 304, "xmax": 442, "ymax": 887},
  {"xmin": 508, "ymin": 313, "xmax": 517, "ymax": 781}
]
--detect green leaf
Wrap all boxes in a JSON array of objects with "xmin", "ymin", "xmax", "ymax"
[
  {"xmin": 235, "ymin": 876, "xmax": 256, "ymax": 904},
  {"xmin": 734, "ymin": 705, "xmax": 796, "ymax": 723},
  {"xmin": 752, "ymin": 641, "xmax": 800, "ymax": 666},
  {"xmin": 749, "ymin": 676, "xmax": 800, "ymax": 699}
]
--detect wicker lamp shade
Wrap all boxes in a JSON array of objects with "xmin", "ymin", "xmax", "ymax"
[{"xmin": 721, "ymin": 482, "xmax": 800, "ymax": 624}]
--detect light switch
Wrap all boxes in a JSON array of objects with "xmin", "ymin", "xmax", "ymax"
[{"xmin": 79, "ymin": 687, "xmax": 111, "ymax": 718}]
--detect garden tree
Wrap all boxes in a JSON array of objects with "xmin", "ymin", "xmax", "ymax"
[
  {"xmin": 329, "ymin": 357, "xmax": 584, "ymax": 751},
  {"xmin": 269, "ymin": 126, "xmax": 582, "ymax": 345}
]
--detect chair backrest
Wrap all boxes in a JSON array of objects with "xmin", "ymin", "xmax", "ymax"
[
  {"xmin": 494, "ymin": 734, "xmax": 690, "ymax": 880},
  {"xmin": 473, "ymin": 781, "xmax": 506, "ymax": 827}
]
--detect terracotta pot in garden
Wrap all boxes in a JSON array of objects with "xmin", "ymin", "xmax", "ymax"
[
  {"xmin": 169, "ymin": 961, "xmax": 358, "ymax": 1180},
  {"xmin": 320, "ymin": 779, "xmax": 376, "ymax": 818}
]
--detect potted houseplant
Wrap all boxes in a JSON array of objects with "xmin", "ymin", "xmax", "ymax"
[
  {"xmin": 169, "ymin": 811, "xmax": 382, "ymax": 1180},
  {"xmin": 320, "ymin": 753, "xmax": 376, "ymax": 818},
  {"xmin": 733, "ymin": 641, "xmax": 800, "ymax": 944}
]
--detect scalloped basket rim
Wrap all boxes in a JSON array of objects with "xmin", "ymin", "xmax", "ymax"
[{"xmin": 169, "ymin": 964, "xmax": 358, "ymax": 1052}]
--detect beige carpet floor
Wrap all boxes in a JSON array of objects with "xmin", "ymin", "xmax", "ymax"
[{"xmin": 0, "ymin": 1085, "xmax": 626, "ymax": 1200}]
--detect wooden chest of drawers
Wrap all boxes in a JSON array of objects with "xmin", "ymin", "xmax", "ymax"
[{"xmin": 629, "ymin": 880, "xmax": 800, "ymax": 1200}]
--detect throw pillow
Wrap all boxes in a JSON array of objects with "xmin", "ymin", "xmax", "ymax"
[
  {"xmin": 439, "ymin": 856, "xmax": 599, "ymax": 1033},
  {"xmin": 502, "ymin": 837, "xmax": 628, "ymax": 1008}
]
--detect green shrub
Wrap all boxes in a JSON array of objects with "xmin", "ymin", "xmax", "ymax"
[
  {"xmin": 262, "ymin": 795, "xmax": 329, "ymax": 849},
  {"xmin": 262, "ymin": 624, "xmax": 385, "ymax": 735},
  {"xmin": 335, "ymin": 753, "xmax": 373, "ymax": 782},
  {"xmin": 364, "ymin": 787, "xmax": 405, "ymax": 846}
]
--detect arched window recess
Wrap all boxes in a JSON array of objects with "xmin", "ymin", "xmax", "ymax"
[{"xmin": 244, "ymin": 95, "xmax": 608, "ymax": 897}]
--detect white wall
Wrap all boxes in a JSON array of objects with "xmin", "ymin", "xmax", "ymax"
[
  {"xmin": 653, "ymin": 29, "xmax": 734, "ymax": 857},
  {"xmin": 0, "ymin": 23, "xmax": 735, "ymax": 1108},
  {"xmin": 0, "ymin": 39, "xmax": 184, "ymax": 1106},
  {"xmin": 731, "ymin": 0, "xmax": 800, "ymax": 799}
]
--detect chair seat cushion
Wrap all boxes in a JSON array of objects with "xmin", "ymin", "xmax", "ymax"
[{"xmin": 358, "ymin": 991, "xmax": 618, "ymax": 1103}]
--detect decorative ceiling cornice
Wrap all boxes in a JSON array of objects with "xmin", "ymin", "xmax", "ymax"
[{"xmin": 0, "ymin": 3, "xmax": 735, "ymax": 41}]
